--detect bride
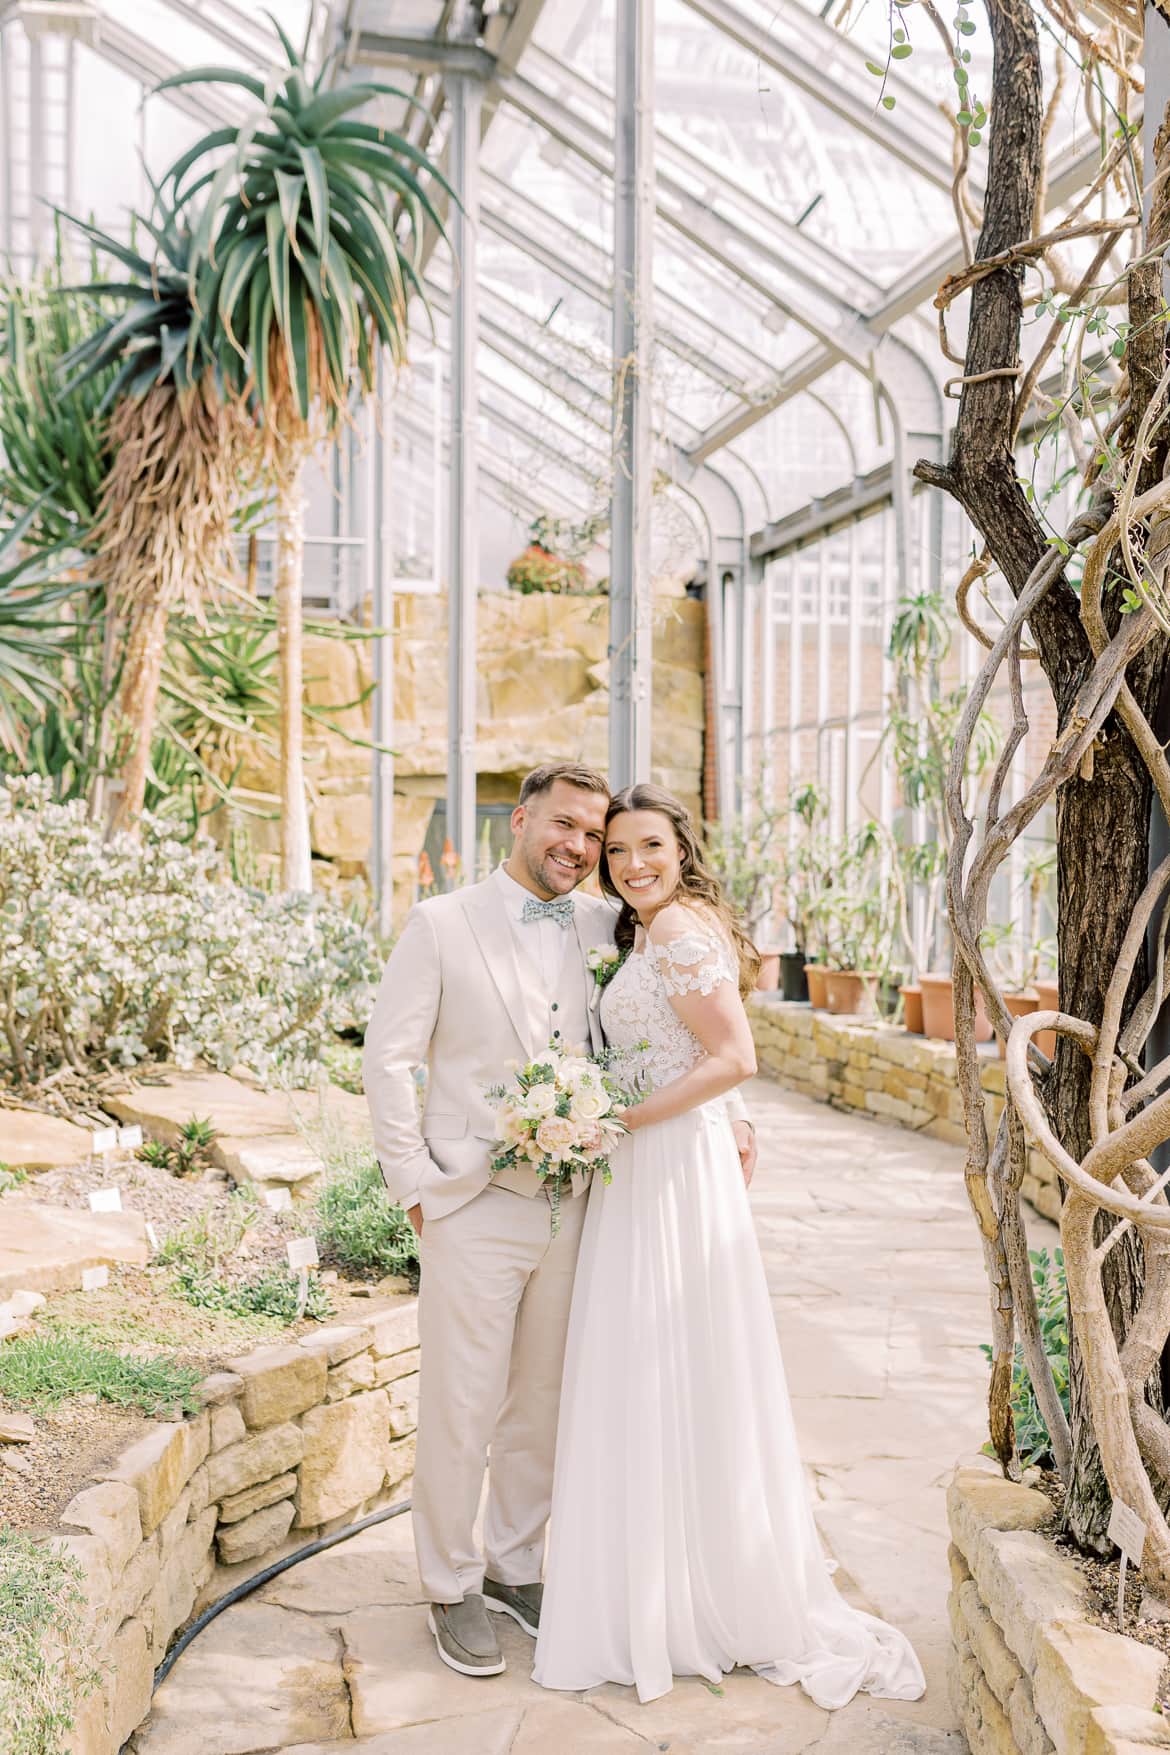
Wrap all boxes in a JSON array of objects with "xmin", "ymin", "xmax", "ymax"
[{"xmin": 531, "ymin": 782, "xmax": 926, "ymax": 1710}]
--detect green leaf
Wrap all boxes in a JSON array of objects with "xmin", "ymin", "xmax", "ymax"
[
  {"xmin": 295, "ymin": 141, "xmax": 331, "ymax": 259},
  {"xmin": 891, "ymin": 43, "xmax": 913, "ymax": 58},
  {"xmin": 274, "ymin": 168, "xmax": 307, "ymax": 263},
  {"xmin": 153, "ymin": 66, "xmax": 268, "ymax": 102},
  {"xmin": 968, "ymin": 130, "xmax": 982, "ymax": 145},
  {"xmin": 865, "ymin": 59, "xmax": 886, "ymax": 75},
  {"xmin": 882, "ymin": 94, "xmax": 897, "ymax": 109},
  {"xmin": 285, "ymin": 270, "xmax": 312, "ymax": 420}
]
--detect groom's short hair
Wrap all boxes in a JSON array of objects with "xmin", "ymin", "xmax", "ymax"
[{"xmin": 518, "ymin": 762, "xmax": 610, "ymax": 806}]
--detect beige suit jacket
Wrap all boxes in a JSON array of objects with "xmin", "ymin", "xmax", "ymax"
[{"xmin": 362, "ymin": 877, "xmax": 619, "ymax": 1220}]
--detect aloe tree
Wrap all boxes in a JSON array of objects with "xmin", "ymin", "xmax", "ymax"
[
  {"xmin": 58, "ymin": 207, "xmax": 252, "ymax": 832},
  {"xmin": 156, "ymin": 23, "xmax": 447, "ymax": 890}
]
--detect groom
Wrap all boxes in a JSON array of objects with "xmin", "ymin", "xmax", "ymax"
[{"xmin": 363, "ymin": 761, "xmax": 757, "ymax": 1677}]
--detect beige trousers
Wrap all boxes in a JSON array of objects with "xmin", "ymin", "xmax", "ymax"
[{"xmin": 413, "ymin": 1180, "xmax": 589, "ymax": 1604}]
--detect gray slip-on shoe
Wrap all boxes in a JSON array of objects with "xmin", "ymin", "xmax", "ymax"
[
  {"xmin": 427, "ymin": 1594, "xmax": 506, "ymax": 1676},
  {"xmin": 483, "ymin": 1576, "xmax": 543, "ymax": 1637}
]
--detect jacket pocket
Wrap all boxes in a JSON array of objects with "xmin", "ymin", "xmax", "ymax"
[{"xmin": 423, "ymin": 1112, "xmax": 467, "ymax": 1140}]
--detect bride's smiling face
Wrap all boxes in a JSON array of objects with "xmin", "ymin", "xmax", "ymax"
[{"xmin": 603, "ymin": 810, "xmax": 683, "ymax": 918}]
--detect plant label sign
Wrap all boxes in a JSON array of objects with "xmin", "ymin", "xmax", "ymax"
[
  {"xmin": 265, "ymin": 1188, "xmax": 293, "ymax": 1213},
  {"xmin": 81, "ymin": 1266, "xmax": 109, "ymax": 1292},
  {"xmin": 117, "ymin": 1125, "xmax": 143, "ymax": 1150},
  {"xmin": 88, "ymin": 1188, "xmax": 122, "ymax": 1213},
  {"xmin": 287, "ymin": 1237, "xmax": 319, "ymax": 1272},
  {"xmin": 91, "ymin": 1128, "xmax": 118, "ymax": 1155},
  {"xmin": 1108, "ymin": 1498, "xmax": 1146, "ymax": 1568}
]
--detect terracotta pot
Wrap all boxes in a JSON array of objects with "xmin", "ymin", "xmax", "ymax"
[
  {"xmin": 779, "ymin": 951, "xmax": 809, "ymax": 1003},
  {"xmin": 823, "ymin": 969, "xmax": 877, "ymax": 1017},
  {"xmin": 919, "ymin": 971, "xmax": 994, "ymax": 1043},
  {"xmin": 804, "ymin": 963, "xmax": 828, "ymax": 1009},
  {"xmin": 996, "ymin": 988, "xmax": 1039, "ymax": 1059},
  {"xmin": 901, "ymin": 984, "xmax": 924, "ymax": 1035},
  {"xmin": 755, "ymin": 951, "xmax": 781, "ymax": 993},
  {"xmin": 1034, "ymin": 977, "xmax": 1059, "ymax": 1059}
]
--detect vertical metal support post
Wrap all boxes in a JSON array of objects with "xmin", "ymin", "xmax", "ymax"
[
  {"xmin": 761, "ymin": 562, "xmax": 777, "ymax": 813},
  {"xmin": 787, "ymin": 558, "xmax": 803, "ymax": 821},
  {"xmin": 27, "ymin": 31, "xmax": 44, "ymax": 264},
  {"xmin": 816, "ymin": 539, "xmax": 831, "ymax": 821},
  {"xmin": 370, "ymin": 354, "xmax": 395, "ymax": 942},
  {"xmin": 742, "ymin": 556, "xmax": 762, "ymax": 818},
  {"xmin": 846, "ymin": 521, "xmax": 861, "ymax": 833},
  {"xmin": 446, "ymin": 73, "xmax": 481, "ymax": 872},
  {"xmin": 609, "ymin": 0, "xmax": 655, "ymax": 788},
  {"xmin": 879, "ymin": 510, "xmax": 896, "ymax": 834}
]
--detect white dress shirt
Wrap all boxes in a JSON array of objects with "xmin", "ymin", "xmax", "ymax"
[{"xmin": 493, "ymin": 864, "xmax": 573, "ymax": 992}]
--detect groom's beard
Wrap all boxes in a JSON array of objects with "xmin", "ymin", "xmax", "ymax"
[{"xmin": 521, "ymin": 844, "xmax": 588, "ymax": 897}]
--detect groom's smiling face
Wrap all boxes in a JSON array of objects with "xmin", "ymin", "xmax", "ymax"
[{"xmin": 509, "ymin": 781, "xmax": 609, "ymax": 899}]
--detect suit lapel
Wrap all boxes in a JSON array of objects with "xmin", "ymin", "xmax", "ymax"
[
  {"xmin": 574, "ymin": 904, "xmax": 609, "ymax": 1056},
  {"xmin": 462, "ymin": 880, "xmax": 537, "ymax": 1059}
]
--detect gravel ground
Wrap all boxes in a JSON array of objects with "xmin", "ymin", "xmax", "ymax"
[
  {"xmin": 28, "ymin": 1148, "xmax": 310, "ymax": 1257},
  {"xmin": 0, "ymin": 1395, "xmax": 150, "ymax": 1532}
]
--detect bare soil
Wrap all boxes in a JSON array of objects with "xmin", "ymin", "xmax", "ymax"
[{"xmin": 1035, "ymin": 1469, "xmax": 1170, "ymax": 1708}]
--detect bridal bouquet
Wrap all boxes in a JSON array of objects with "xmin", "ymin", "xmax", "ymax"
[{"xmin": 486, "ymin": 1045, "xmax": 638, "ymax": 1232}]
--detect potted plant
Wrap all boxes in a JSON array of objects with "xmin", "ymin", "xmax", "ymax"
[
  {"xmin": 705, "ymin": 789, "xmax": 786, "ymax": 992},
  {"xmin": 506, "ymin": 511, "xmax": 605, "ymax": 595},
  {"xmin": 813, "ymin": 823, "xmax": 895, "ymax": 1018},
  {"xmin": 775, "ymin": 783, "xmax": 832, "ymax": 1003},
  {"xmin": 875, "ymin": 591, "xmax": 1001, "ymax": 1039}
]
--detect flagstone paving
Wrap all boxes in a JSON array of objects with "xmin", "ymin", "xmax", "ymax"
[{"xmin": 131, "ymin": 1076, "xmax": 1058, "ymax": 1755}]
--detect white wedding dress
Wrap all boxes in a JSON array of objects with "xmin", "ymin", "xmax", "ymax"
[{"xmin": 532, "ymin": 916, "xmax": 926, "ymax": 1709}]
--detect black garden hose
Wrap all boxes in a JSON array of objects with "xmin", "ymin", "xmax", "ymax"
[{"xmin": 149, "ymin": 1495, "xmax": 413, "ymax": 1692}]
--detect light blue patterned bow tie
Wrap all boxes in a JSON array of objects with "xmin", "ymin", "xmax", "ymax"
[{"xmin": 521, "ymin": 895, "xmax": 576, "ymax": 930}]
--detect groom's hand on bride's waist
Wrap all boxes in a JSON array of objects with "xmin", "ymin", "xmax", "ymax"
[
  {"xmin": 732, "ymin": 1121, "xmax": 757, "ymax": 1189},
  {"xmin": 407, "ymin": 1203, "xmax": 424, "ymax": 1238}
]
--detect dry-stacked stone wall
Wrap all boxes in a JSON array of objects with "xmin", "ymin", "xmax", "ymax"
[
  {"xmin": 749, "ymin": 998, "xmax": 1061, "ymax": 1223},
  {"xmin": 60, "ymin": 1298, "xmax": 418, "ymax": 1755},
  {"xmin": 948, "ymin": 1463, "xmax": 1168, "ymax": 1755}
]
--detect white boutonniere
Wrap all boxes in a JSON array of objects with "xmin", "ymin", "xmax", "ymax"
[{"xmin": 587, "ymin": 944, "xmax": 625, "ymax": 990}]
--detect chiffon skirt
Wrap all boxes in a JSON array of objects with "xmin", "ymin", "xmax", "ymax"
[{"xmin": 532, "ymin": 1101, "xmax": 926, "ymax": 1709}]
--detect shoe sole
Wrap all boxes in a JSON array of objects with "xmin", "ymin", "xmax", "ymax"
[
  {"xmin": 484, "ymin": 1596, "xmax": 539, "ymax": 1638},
  {"xmin": 427, "ymin": 1610, "xmax": 506, "ymax": 1676}
]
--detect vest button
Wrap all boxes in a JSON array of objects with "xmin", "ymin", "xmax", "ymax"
[{"xmin": 551, "ymin": 1002, "xmax": 559, "ymax": 1012}]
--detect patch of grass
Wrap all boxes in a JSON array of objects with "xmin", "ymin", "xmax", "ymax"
[
  {"xmin": 0, "ymin": 1527, "xmax": 101, "ymax": 1755},
  {"xmin": 0, "ymin": 1165, "xmax": 28, "ymax": 1195},
  {"xmin": 313, "ymin": 1142, "xmax": 419, "ymax": 1286},
  {"xmin": 171, "ymin": 1261, "xmax": 333, "ymax": 1324},
  {"xmin": 40, "ymin": 1294, "xmax": 284, "ymax": 1355},
  {"xmin": 156, "ymin": 1189, "xmax": 260, "ymax": 1277},
  {"xmin": 0, "ymin": 1329, "xmax": 202, "ymax": 1415}
]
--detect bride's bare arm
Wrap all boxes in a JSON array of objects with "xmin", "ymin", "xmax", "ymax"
[{"xmin": 621, "ymin": 904, "xmax": 756, "ymax": 1132}]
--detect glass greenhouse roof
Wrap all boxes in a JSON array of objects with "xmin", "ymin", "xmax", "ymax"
[{"xmin": 0, "ymin": 0, "xmax": 1134, "ymax": 547}]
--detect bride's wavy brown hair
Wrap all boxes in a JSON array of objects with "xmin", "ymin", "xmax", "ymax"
[{"xmin": 600, "ymin": 783, "xmax": 761, "ymax": 1000}]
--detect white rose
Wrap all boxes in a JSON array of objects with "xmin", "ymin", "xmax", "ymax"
[
  {"xmin": 523, "ymin": 1083, "xmax": 558, "ymax": 1118},
  {"xmin": 560, "ymin": 1056, "xmax": 595, "ymax": 1088},
  {"xmin": 569, "ymin": 1086, "xmax": 610, "ymax": 1122}
]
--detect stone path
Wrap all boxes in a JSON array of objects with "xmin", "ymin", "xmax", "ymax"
[{"xmin": 130, "ymin": 1078, "xmax": 1058, "ymax": 1755}]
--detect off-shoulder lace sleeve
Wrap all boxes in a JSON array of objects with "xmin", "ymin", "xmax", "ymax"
[{"xmin": 649, "ymin": 925, "xmax": 738, "ymax": 998}]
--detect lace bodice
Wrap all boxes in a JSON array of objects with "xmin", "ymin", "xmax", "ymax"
[{"xmin": 600, "ymin": 918, "xmax": 739, "ymax": 1092}]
